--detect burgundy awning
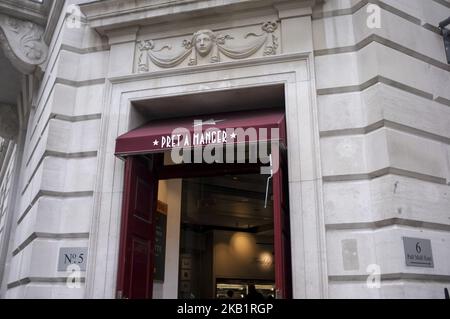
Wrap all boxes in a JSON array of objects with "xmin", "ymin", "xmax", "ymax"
[{"xmin": 115, "ymin": 108, "xmax": 286, "ymax": 157}]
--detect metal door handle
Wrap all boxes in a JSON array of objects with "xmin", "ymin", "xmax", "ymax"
[{"xmin": 264, "ymin": 154, "xmax": 273, "ymax": 208}]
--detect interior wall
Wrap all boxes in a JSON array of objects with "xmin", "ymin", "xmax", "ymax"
[
  {"xmin": 153, "ymin": 178, "xmax": 182, "ymax": 299},
  {"xmin": 154, "ymin": 179, "xmax": 275, "ymax": 299},
  {"xmin": 213, "ymin": 231, "xmax": 274, "ymax": 282}
]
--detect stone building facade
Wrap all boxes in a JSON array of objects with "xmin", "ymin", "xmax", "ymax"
[{"xmin": 0, "ymin": 0, "xmax": 449, "ymax": 299}]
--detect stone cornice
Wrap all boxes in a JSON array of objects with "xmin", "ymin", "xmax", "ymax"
[
  {"xmin": 108, "ymin": 51, "xmax": 309, "ymax": 84},
  {"xmin": 0, "ymin": 13, "xmax": 49, "ymax": 74},
  {"xmin": 0, "ymin": 0, "xmax": 51, "ymax": 26},
  {"xmin": 81, "ymin": 0, "xmax": 316, "ymax": 34}
]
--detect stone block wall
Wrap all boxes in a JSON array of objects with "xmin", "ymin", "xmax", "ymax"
[
  {"xmin": 313, "ymin": 0, "xmax": 450, "ymax": 298},
  {"xmin": 1, "ymin": 0, "xmax": 107, "ymax": 298}
]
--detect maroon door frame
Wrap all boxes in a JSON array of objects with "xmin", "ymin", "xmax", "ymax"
[
  {"xmin": 116, "ymin": 155, "xmax": 163, "ymax": 299},
  {"xmin": 116, "ymin": 152, "xmax": 292, "ymax": 299},
  {"xmin": 272, "ymin": 149, "xmax": 292, "ymax": 299}
]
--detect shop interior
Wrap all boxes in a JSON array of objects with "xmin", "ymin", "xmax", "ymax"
[{"xmin": 155, "ymin": 173, "xmax": 275, "ymax": 299}]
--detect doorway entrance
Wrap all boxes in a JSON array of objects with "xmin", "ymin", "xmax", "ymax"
[
  {"xmin": 115, "ymin": 109, "xmax": 291, "ymax": 299},
  {"xmin": 178, "ymin": 173, "xmax": 275, "ymax": 299}
]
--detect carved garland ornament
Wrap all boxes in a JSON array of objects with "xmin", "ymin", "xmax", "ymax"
[
  {"xmin": 0, "ymin": 14, "xmax": 48, "ymax": 74},
  {"xmin": 137, "ymin": 22, "xmax": 279, "ymax": 72}
]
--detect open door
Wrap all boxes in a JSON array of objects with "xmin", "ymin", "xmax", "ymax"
[
  {"xmin": 272, "ymin": 148, "xmax": 292, "ymax": 299},
  {"xmin": 116, "ymin": 156, "xmax": 161, "ymax": 299}
]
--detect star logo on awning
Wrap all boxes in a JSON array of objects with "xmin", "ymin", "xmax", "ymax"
[
  {"xmin": 230, "ymin": 132, "xmax": 237, "ymax": 139},
  {"xmin": 153, "ymin": 139, "xmax": 159, "ymax": 146}
]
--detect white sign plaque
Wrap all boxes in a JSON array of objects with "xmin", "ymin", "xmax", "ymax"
[
  {"xmin": 402, "ymin": 237, "xmax": 434, "ymax": 268},
  {"xmin": 58, "ymin": 247, "xmax": 87, "ymax": 271}
]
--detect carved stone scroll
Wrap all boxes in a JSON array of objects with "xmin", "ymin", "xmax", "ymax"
[{"xmin": 0, "ymin": 14, "xmax": 48, "ymax": 74}]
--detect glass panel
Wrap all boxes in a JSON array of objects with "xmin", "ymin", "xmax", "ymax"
[{"xmin": 178, "ymin": 174, "xmax": 275, "ymax": 299}]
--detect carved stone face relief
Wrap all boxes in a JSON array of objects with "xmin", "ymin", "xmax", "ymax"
[
  {"xmin": 193, "ymin": 30, "xmax": 214, "ymax": 56},
  {"xmin": 136, "ymin": 21, "xmax": 279, "ymax": 72}
]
